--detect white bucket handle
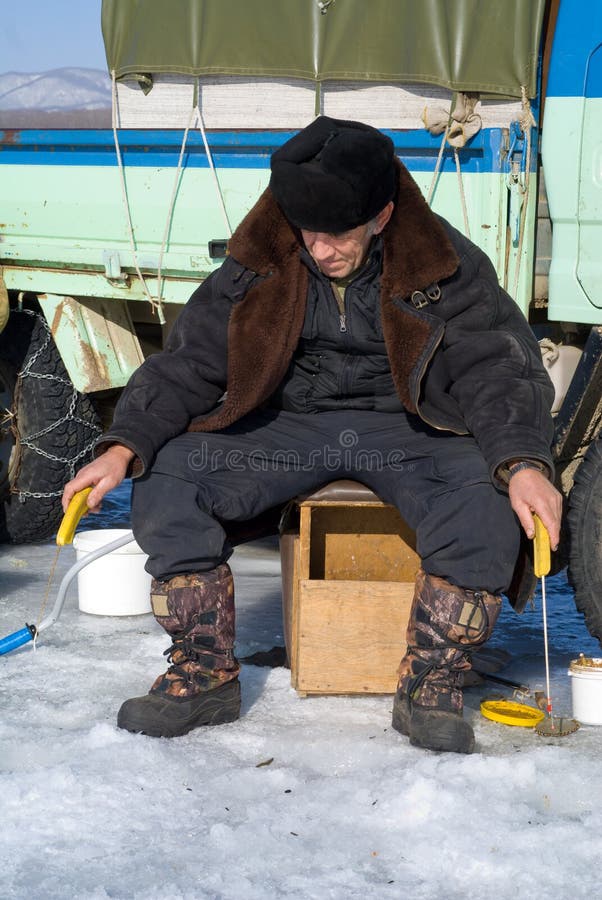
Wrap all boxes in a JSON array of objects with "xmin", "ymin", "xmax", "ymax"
[{"xmin": 37, "ymin": 531, "xmax": 136, "ymax": 634}]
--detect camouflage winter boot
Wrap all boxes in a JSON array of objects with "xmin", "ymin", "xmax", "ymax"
[
  {"xmin": 392, "ymin": 570, "xmax": 501, "ymax": 754},
  {"xmin": 117, "ymin": 564, "xmax": 241, "ymax": 737}
]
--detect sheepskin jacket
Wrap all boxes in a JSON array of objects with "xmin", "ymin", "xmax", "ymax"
[{"xmin": 101, "ymin": 161, "xmax": 555, "ymax": 484}]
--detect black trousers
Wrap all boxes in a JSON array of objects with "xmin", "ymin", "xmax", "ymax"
[{"xmin": 131, "ymin": 409, "xmax": 520, "ymax": 593}]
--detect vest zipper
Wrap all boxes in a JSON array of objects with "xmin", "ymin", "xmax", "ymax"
[{"xmin": 331, "ymin": 283, "xmax": 348, "ymax": 334}]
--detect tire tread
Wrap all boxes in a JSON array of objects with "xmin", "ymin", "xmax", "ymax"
[
  {"xmin": 0, "ymin": 310, "xmax": 100, "ymax": 543},
  {"xmin": 567, "ymin": 437, "xmax": 602, "ymax": 646}
]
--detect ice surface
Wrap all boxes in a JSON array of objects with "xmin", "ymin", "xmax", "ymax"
[{"xmin": 1, "ymin": 507, "xmax": 602, "ymax": 899}]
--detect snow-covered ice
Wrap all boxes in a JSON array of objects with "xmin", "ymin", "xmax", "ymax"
[{"xmin": 1, "ymin": 505, "xmax": 602, "ymax": 899}]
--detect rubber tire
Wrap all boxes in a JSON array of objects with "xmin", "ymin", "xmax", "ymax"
[
  {"xmin": 0, "ymin": 309, "xmax": 101, "ymax": 543},
  {"xmin": 567, "ymin": 436, "xmax": 602, "ymax": 646}
]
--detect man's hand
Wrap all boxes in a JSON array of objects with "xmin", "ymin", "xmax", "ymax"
[
  {"xmin": 62, "ymin": 444, "xmax": 135, "ymax": 515},
  {"xmin": 508, "ymin": 468, "xmax": 563, "ymax": 550}
]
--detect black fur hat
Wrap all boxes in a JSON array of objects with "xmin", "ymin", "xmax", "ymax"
[{"xmin": 269, "ymin": 116, "xmax": 396, "ymax": 232}]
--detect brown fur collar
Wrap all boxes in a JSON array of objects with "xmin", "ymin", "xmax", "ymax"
[{"xmin": 191, "ymin": 159, "xmax": 459, "ymax": 431}]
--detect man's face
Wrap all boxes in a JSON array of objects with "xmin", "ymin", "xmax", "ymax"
[{"xmin": 301, "ymin": 202, "xmax": 394, "ymax": 279}]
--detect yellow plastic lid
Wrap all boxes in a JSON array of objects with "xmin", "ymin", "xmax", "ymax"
[{"xmin": 480, "ymin": 699, "xmax": 545, "ymax": 728}]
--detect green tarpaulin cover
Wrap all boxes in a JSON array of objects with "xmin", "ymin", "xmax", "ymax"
[{"xmin": 102, "ymin": 0, "xmax": 547, "ymax": 99}]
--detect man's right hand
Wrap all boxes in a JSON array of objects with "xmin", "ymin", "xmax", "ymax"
[{"xmin": 61, "ymin": 444, "xmax": 136, "ymax": 514}]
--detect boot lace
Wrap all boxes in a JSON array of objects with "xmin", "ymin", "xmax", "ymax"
[
  {"xmin": 162, "ymin": 637, "xmax": 212, "ymax": 687},
  {"xmin": 406, "ymin": 591, "xmax": 492, "ymax": 702}
]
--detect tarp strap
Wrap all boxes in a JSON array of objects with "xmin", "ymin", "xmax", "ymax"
[
  {"xmin": 155, "ymin": 79, "xmax": 234, "ymax": 296},
  {"xmin": 454, "ymin": 147, "xmax": 471, "ymax": 240},
  {"xmin": 426, "ymin": 127, "xmax": 450, "ymax": 207},
  {"xmin": 156, "ymin": 103, "xmax": 198, "ymax": 305},
  {"xmin": 111, "ymin": 70, "xmax": 166, "ymax": 323},
  {"xmin": 511, "ymin": 86, "xmax": 537, "ymax": 301},
  {"xmin": 194, "ymin": 78, "xmax": 233, "ymax": 238},
  {"xmin": 110, "ymin": 73, "xmax": 232, "ymax": 315}
]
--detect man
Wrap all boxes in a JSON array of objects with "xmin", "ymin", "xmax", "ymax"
[{"xmin": 63, "ymin": 116, "xmax": 562, "ymax": 754}]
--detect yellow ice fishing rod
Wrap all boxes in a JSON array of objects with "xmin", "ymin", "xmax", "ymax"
[
  {"xmin": 533, "ymin": 513, "xmax": 551, "ymax": 580},
  {"xmin": 55, "ymin": 486, "xmax": 93, "ymax": 546},
  {"xmin": 532, "ymin": 514, "xmax": 580, "ymax": 736},
  {"xmin": 533, "ymin": 514, "xmax": 553, "ymax": 719},
  {"xmin": 0, "ymin": 488, "xmax": 135, "ymax": 656},
  {"xmin": 480, "ymin": 515, "xmax": 579, "ymax": 736}
]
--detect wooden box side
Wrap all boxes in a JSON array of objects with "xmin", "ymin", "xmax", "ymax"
[{"xmin": 293, "ymin": 579, "xmax": 414, "ymax": 695}]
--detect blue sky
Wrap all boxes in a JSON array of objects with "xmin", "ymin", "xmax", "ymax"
[{"xmin": 0, "ymin": 0, "xmax": 106, "ymax": 73}]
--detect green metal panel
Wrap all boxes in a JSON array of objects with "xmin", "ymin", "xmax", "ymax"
[
  {"xmin": 1, "ymin": 164, "xmax": 524, "ymax": 295},
  {"xmin": 543, "ymin": 96, "xmax": 602, "ymax": 324},
  {"xmin": 2, "ymin": 147, "xmax": 538, "ymax": 386},
  {"xmin": 577, "ymin": 95, "xmax": 602, "ymax": 307},
  {"xmin": 102, "ymin": 0, "xmax": 546, "ymax": 99},
  {"xmin": 1, "ymin": 267, "xmax": 198, "ymax": 306},
  {"xmin": 0, "ymin": 164, "xmax": 266, "ymax": 285},
  {"xmin": 40, "ymin": 294, "xmax": 145, "ymax": 393}
]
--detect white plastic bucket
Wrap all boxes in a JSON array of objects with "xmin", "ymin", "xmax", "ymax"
[
  {"xmin": 568, "ymin": 657, "xmax": 602, "ymax": 725},
  {"xmin": 72, "ymin": 529, "xmax": 152, "ymax": 616}
]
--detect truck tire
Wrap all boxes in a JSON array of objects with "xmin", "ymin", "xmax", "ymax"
[
  {"xmin": 0, "ymin": 308, "xmax": 102, "ymax": 543},
  {"xmin": 567, "ymin": 436, "xmax": 602, "ymax": 645}
]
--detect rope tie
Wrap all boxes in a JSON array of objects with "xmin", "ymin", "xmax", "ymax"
[
  {"xmin": 156, "ymin": 103, "xmax": 198, "ymax": 306},
  {"xmin": 111, "ymin": 73, "xmax": 232, "ymax": 320},
  {"xmin": 111, "ymin": 70, "xmax": 165, "ymax": 323},
  {"xmin": 539, "ymin": 337, "xmax": 560, "ymax": 366},
  {"xmin": 426, "ymin": 126, "xmax": 450, "ymax": 207},
  {"xmin": 194, "ymin": 78, "xmax": 233, "ymax": 239},
  {"xmin": 511, "ymin": 86, "xmax": 536, "ymax": 301},
  {"xmin": 423, "ymin": 92, "xmax": 480, "ymax": 238},
  {"xmin": 454, "ymin": 147, "xmax": 471, "ymax": 240}
]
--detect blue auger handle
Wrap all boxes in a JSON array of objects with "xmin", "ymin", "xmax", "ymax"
[{"xmin": 0, "ymin": 624, "xmax": 37, "ymax": 656}]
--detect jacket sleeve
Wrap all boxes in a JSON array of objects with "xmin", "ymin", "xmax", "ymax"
[
  {"xmin": 441, "ymin": 243, "xmax": 555, "ymax": 483},
  {"xmin": 96, "ymin": 257, "xmax": 252, "ymax": 474}
]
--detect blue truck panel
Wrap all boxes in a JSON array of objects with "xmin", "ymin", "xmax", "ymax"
[{"xmin": 0, "ymin": 127, "xmax": 510, "ymax": 174}]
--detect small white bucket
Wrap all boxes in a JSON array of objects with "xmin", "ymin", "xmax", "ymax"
[
  {"xmin": 568, "ymin": 657, "xmax": 602, "ymax": 725},
  {"xmin": 72, "ymin": 529, "xmax": 152, "ymax": 616}
]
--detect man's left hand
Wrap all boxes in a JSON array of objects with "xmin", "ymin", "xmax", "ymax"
[{"xmin": 508, "ymin": 469, "xmax": 563, "ymax": 550}]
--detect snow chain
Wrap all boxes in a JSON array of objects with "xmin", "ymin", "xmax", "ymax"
[{"xmin": 11, "ymin": 309, "xmax": 103, "ymax": 501}]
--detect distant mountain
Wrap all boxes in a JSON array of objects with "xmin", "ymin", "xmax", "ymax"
[
  {"xmin": 0, "ymin": 67, "xmax": 110, "ymax": 111},
  {"xmin": 0, "ymin": 67, "xmax": 111, "ymax": 128}
]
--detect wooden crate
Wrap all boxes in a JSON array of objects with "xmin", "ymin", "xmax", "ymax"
[{"xmin": 284, "ymin": 496, "xmax": 419, "ymax": 695}]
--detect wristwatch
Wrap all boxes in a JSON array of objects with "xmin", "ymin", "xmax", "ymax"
[{"xmin": 496, "ymin": 458, "xmax": 549, "ymax": 485}]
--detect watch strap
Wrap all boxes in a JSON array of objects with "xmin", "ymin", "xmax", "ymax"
[{"xmin": 497, "ymin": 459, "xmax": 549, "ymax": 485}]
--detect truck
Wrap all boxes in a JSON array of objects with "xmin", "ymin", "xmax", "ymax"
[{"xmin": 1, "ymin": 0, "xmax": 602, "ymax": 643}]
